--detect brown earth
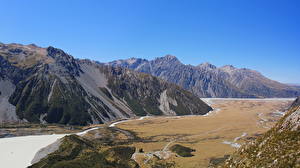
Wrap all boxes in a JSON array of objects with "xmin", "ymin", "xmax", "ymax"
[{"xmin": 115, "ymin": 99, "xmax": 294, "ymax": 168}]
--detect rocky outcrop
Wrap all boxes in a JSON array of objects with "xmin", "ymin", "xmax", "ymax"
[
  {"xmin": 280, "ymin": 97, "xmax": 300, "ymax": 131},
  {"xmin": 107, "ymin": 56, "xmax": 300, "ymax": 98},
  {"xmin": 0, "ymin": 43, "xmax": 212, "ymax": 125},
  {"xmin": 290, "ymin": 96, "xmax": 300, "ymax": 110}
]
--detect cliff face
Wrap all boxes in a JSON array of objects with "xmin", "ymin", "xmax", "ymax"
[
  {"xmin": 0, "ymin": 43, "xmax": 212, "ymax": 125},
  {"xmin": 107, "ymin": 56, "xmax": 300, "ymax": 98},
  {"xmin": 220, "ymin": 97, "xmax": 300, "ymax": 167}
]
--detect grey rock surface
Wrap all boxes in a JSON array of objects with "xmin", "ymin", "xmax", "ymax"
[{"xmin": 107, "ymin": 56, "xmax": 300, "ymax": 98}]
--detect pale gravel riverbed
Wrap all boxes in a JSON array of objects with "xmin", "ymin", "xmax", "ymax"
[
  {"xmin": 0, "ymin": 126, "xmax": 103, "ymax": 168},
  {"xmin": 0, "ymin": 134, "xmax": 67, "ymax": 168}
]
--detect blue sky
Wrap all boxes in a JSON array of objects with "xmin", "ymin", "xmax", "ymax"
[{"xmin": 0, "ymin": 0, "xmax": 299, "ymax": 83}]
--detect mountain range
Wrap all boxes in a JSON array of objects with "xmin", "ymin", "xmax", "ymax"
[
  {"xmin": 0, "ymin": 43, "xmax": 212, "ymax": 125},
  {"xmin": 107, "ymin": 56, "xmax": 300, "ymax": 98}
]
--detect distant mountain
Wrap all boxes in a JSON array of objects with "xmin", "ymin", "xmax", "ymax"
[
  {"xmin": 107, "ymin": 55, "xmax": 300, "ymax": 98},
  {"xmin": 220, "ymin": 97, "xmax": 300, "ymax": 167},
  {"xmin": 286, "ymin": 83, "xmax": 300, "ymax": 90},
  {"xmin": 0, "ymin": 43, "xmax": 212, "ymax": 125}
]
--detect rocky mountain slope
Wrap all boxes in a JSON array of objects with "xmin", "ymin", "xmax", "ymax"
[
  {"xmin": 0, "ymin": 43, "xmax": 212, "ymax": 125},
  {"xmin": 218, "ymin": 97, "xmax": 300, "ymax": 167},
  {"xmin": 107, "ymin": 56, "xmax": 300, "ymax": 98}
]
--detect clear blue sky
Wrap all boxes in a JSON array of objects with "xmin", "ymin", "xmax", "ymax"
[{"xmin": 1, "ymin": 0, "xmax": 299, "ymax": 83}]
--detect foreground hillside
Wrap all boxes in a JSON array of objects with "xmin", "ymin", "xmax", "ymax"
[
  {"xmin": 0, "ymin": 43, "xmax": 211, "ymax": 125},
  {"xmin": 30, "ymin": 126, "xmax": 179, "ymax": 168},
  {"xmin": 29, "ymin": 129, "xmax": 139, "ymax": 168},
  {"xmin": 218, "ymin": 97, "xmax": 300, "ymax": 167},
  {"xmin": 107, "ymin": 56, "xmax": 300, "ymax": 98}
]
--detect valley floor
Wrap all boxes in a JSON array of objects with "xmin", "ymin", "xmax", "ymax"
[
  {"xmin": 0, "ymin": 98, "xmax": 295, "ymax": 168},
  {"xmin": 115, "ymin": 98, "xmax": 294, "ymax": 168}
]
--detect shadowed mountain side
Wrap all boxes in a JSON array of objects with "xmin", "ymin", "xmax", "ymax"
[{"xmin": 0, "ymin": 43, "xmax": 212, "ymax": 125}]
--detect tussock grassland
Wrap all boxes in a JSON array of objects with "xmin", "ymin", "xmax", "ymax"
[{"xmin": 117, "ymin": 99, "xmax": 293, "ymax": 168}]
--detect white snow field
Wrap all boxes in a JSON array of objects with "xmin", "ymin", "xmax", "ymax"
[
  {"xmin": 0, "ymin": 126, "xmax": 103, "ymax": 168},
  {"xmin": 0, "ymin": 134, "xmax": 67, "ymax": 168}
]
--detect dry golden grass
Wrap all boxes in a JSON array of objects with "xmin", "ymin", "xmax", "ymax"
[{"xmin": 116, "ymin": 99, "xmax": 293, "ymax": 168}]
